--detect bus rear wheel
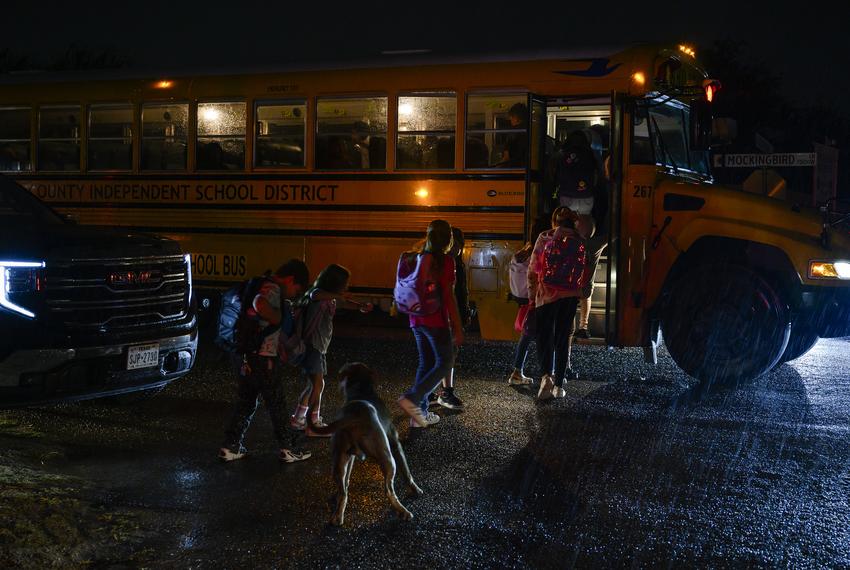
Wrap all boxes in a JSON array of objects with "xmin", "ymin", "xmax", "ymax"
[{"xmin": 661, "ymin": 264, "xmax": 791, "ymax": 385}]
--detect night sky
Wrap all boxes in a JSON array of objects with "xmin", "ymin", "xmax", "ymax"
[{"xmin": 3, "ymin": 1, "xmax": 847, "ymax": 111}]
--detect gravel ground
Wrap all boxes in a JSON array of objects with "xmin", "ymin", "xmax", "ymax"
[{"xmin": 1, "ymin": 326, "xmax": 849, "ymax": 569}]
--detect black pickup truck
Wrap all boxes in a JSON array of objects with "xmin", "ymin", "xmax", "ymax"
[{"xmin": 0, "ymin": 175, "xmax": 197, "ymax": 406}]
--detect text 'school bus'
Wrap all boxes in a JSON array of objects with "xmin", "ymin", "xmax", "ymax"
[{"xmin": 2, "ymin": 44, "xmax": 848, "ymax": 384}]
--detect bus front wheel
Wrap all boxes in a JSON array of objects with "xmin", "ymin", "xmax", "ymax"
[
  {"xmin": 661, "ymin": 265, "xmax": 791, "ymax": 385},
  {"xmin": 777, "ymin": 324, "xmax": 819, "ymax": 364}
]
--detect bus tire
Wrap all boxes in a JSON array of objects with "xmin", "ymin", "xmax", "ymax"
[
  {"xmin": 661, "ymin": 264, "xmax": 791, "ymax": 386},
  {"xmin": 777, "ymin": 325, "xmax": 819, "ymax": 364}
]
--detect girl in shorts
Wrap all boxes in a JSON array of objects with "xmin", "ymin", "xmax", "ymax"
[{"xmin": 289, "ymin": 264, "xmax": 373, "ymax": 437}]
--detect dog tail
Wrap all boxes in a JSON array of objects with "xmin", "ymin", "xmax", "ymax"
[{"xmin": 306, "ymin": 406, "xmax": 338, "ymax": 435}]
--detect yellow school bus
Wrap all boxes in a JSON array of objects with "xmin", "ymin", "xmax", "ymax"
[{"xmin": 2, "ymin": 43, "xmax": 848, "ymax": 383}]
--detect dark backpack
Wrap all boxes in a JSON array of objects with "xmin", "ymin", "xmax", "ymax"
[
  {"xmin": 215, "ymin": 276, "xmax": 279, "ymax": 354},
  {"xmin": 541, "ymin": 231, "xmax": 588, "ymax": 290},
  {"xmin": 393, "ymin": 252, "xmax": 441, "ymax": 316},
  {"xmin": 557, "ymin": 146, "xmax": 597, "ymax": 199}
]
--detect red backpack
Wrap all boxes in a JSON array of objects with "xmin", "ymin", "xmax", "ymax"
[
  {"xmin": 541, "ymin": 231, "xmax": 587, "ymax": 290},
  {"xmin": 393, "ymin": 252, "xmax": 441, "ymax": 316}
]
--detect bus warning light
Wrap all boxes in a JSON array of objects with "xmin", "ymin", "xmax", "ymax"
[
  {"xmin": 155, "ymin": 80, "xmax": 173, "ymax": 89},
  {"xmin": 631, "ymin": 72, "xmax": 646, "ymax": 86},
  {"xmin": 415, "ymin": 188, "xmax": 429, "ymax": 199}
]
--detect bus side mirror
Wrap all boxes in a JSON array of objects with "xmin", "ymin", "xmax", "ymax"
[{"xmin": 689, "ymin": 98, "xmax": 713, "ymax": 151}]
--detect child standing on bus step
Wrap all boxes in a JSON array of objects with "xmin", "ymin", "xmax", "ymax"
[
  {"xmin": 398, "ymin": 220, "xmax": 465, "ymax": 428},
  {"xmin": 220, "ymin": 259, "xmax": 312, "ymax": 463},
  {"xmin": 289, "ymin": 264, "xmax": 374, "ymax": 437},
  {"xmin": 430, "ymin": 227, "xmax": 471, "ymax": 410},
  {"xmin": 528, "ymin": 207, "xmax": 592, "ymax": 400}
]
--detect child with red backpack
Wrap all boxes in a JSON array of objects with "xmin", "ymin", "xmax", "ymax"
[
  {"xmin": 395, "ymin": 219, "xmax": 465, "ymax": 428},
  {"xmin": 528, "ymin": 207, "xmax": 592, "ymax": 400}
]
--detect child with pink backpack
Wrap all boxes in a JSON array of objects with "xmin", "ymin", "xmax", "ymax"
[
  {"xmin": 394, "ymin": 220, "xmax": 465, "ymax": 428},
  {"xmin": 527, "ymin": 207, "xmax": 592, "ymax": 400}
]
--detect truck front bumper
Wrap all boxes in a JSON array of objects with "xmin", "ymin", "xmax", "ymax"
[{"xmin": 0, "ymin": 330, "xmax": 197, "ymax": 406}]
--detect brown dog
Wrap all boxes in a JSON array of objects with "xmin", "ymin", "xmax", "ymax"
[{"xmin": 307, "ymin": 362, "xmax": 423, "ymax": 526}]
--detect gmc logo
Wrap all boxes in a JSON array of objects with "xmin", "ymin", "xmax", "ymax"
[{"xmin": 108, "ymin": 270, "xmax": 161, "ymax": 287}]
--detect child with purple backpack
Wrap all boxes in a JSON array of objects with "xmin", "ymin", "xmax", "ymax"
[{"xmin": 395, "ymin": 219, "xmax": 465, "ymax": 428}]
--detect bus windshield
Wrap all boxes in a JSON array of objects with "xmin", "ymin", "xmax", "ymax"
[{"xmin": 634, "ymin": 100, "xmax": 710, "ymax": 177}]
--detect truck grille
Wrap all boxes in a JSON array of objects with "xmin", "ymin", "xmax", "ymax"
[{"xmin": 44, "ymin": 255, "xmax": 190, "ymax": 330}]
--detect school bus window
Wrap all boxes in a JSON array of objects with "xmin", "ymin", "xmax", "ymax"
[
  {"xmin": 647, "ymin": 103, "xmax": 691, "ymax": 172},
  {"xmin": 0, "ymin": 107, "xmax": 32, "ymax": 172},
  {"xmin": 397, "ymin": 94, "xmax": 456, "ymax": 170},
  {"xmin": 465, "ymin": 94, "xmax": 527, "ymax": 169},
  {"xmin": 255, "ymin": 101, "xmax": 306, "ymax": 168},
  {"xmin": 197, "ymin": 102, "xmax": 246, "ymax": 171},
  {"xmin": 316, "ymin": 97, "xmax": 387, "ymax": 170},
  {"xmin": 630, "ymin": 111, "xmax": 653, "ymax": 164},
  {"xmin": 141, "ymin": 103, "xmax": 188, "ymax": 171},
  {"xmin": 88, "ymin": 104, "xmax": 133, "ymax": 171},
  {"xmin": 38, "ymin": 106, "xmax": 81, "ymax": 171}
]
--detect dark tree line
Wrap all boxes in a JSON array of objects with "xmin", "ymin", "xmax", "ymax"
[
  {"xmin": 0, "ymin": 45, "xmax": 130, "ymax": 73},
  {"xmin": 702, "ymin": 39, "xmax": 849, "ymax": 198}
]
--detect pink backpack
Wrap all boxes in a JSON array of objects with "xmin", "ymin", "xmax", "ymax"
[
  {"xmin": 393, "ymin": 252, "xmax": 441, "ymax": 316},
  {"xmin": 541, "ymin": 231, "xmax": 587, "ymax": 290}
]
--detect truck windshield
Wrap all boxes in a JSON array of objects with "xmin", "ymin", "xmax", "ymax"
[
  {"xmin": 0, "ymin": 176, "xmax": 65, "ymax": 226},
  {"xmin": 634, "ymin": 100, "xmax": 710, "ymax": 177}
]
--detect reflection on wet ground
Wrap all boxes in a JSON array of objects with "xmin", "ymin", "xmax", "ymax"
[{"xmin": 2, "ymin": 333, "xmax": 849, "ymax": 568}]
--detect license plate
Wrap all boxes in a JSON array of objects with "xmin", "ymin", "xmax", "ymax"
[{"xmin": 127, "ymin": 343, "xmax": 160, "ymax": 370}]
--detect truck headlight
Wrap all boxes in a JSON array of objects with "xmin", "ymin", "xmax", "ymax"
[
  {"xmin": 809, "ymin": 260, "xmax": 850, "ymax": 280},
  {"xmin": 184, "ymin": 253, "xmax": 193, "ymax": 304},
  {"xmin": 0, "ymin": 260, "xmax": 46, "ymax": 318}
]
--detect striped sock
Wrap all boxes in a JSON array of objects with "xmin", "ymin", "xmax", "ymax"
[{"xmin": 295, "ymin": 405, "xmax": 309, "ymax": 419}]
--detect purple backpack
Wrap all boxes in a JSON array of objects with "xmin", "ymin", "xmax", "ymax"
[
  {"xmin": 393, "ymin": 253, "xmax": 441, "ymax": 316},
  {"xmin": 541, "ymin": 232, "xmax": 587, "ymax": 290}
]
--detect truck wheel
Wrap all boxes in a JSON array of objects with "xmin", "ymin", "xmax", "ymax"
[
  {"xmin": 777, "ymin": 325, "xmax": 819, "ymax": 364},
  {"xmin": 661, "ymin": 264, "xmax": 791, "ymax": 385}
]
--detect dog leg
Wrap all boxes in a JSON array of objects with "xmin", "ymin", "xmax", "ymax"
[
  {"xmin": 343, "ymin": 455, "xmax": 355, "ymax": 493},
  {"xmin": 389, "ymin": 432, "xmax": 423, "ymax": 496},
  {"xmin": 331, "ymin": 452, "xmax": 351, "ymax": 526},
  {"xmin": 380, "ymin": 454, "xmax": 413, "ymax": 521}
]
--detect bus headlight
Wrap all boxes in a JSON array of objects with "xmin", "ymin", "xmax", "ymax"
[
  {"xmin": 809, "ymin": 260, "xmax": 850, "ymax": 280},
  {"xmin": 0, "ymin": 260, "xmax": 46, "ymax": 318}
]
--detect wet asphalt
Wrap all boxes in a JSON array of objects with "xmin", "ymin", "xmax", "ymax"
[{"xmin": 2, "ymin": 321, "xmax": 850, "ymax": 569}]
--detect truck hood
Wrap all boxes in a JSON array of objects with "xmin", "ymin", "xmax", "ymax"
[{"xmin": 0, "ymin": 223, "xmax": 183, "ymax": 262}]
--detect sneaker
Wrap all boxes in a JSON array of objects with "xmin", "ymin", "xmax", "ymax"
[
  {"xmin": 409, "ymin": 411, "xmax": 441, "ymax": 428},
  {"xmin": 427, "ymin": 391, "xmax": 439, "ymax": 407},
  {"xmin": 537, "ymin": 374, "xmax": 555, "ymax": 401},
  {"xmin": 218, "ymin": 447, "xmax": 246, "ymax": 462},
  {"xmin": 574, "ymin": 328, "xmax": 591, "ymax": 339},
  {"xmin": 289, "ymin": 415, "xmax": 306, "ymax": 431},
  {"xmin": 552, "ymin": 385, "xmax": 566, "ymax": 398},
  {"xmin": 437, "ymin": 390, "xmax": 465, "ymax": 410},
  {"xmin": 279, "ymin": 448, "xmax": 312, "ymax": 463},
  {"xmin": 306, "ymin": 417, "xmax": 332, "ymax": 438},
  {"xmin": 507, "ymin": 369, "xmax": 534, "ymax": 386},
  {"xmin": 398, "ymin": 396, "xmax": 429, "ymax": 427}
]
